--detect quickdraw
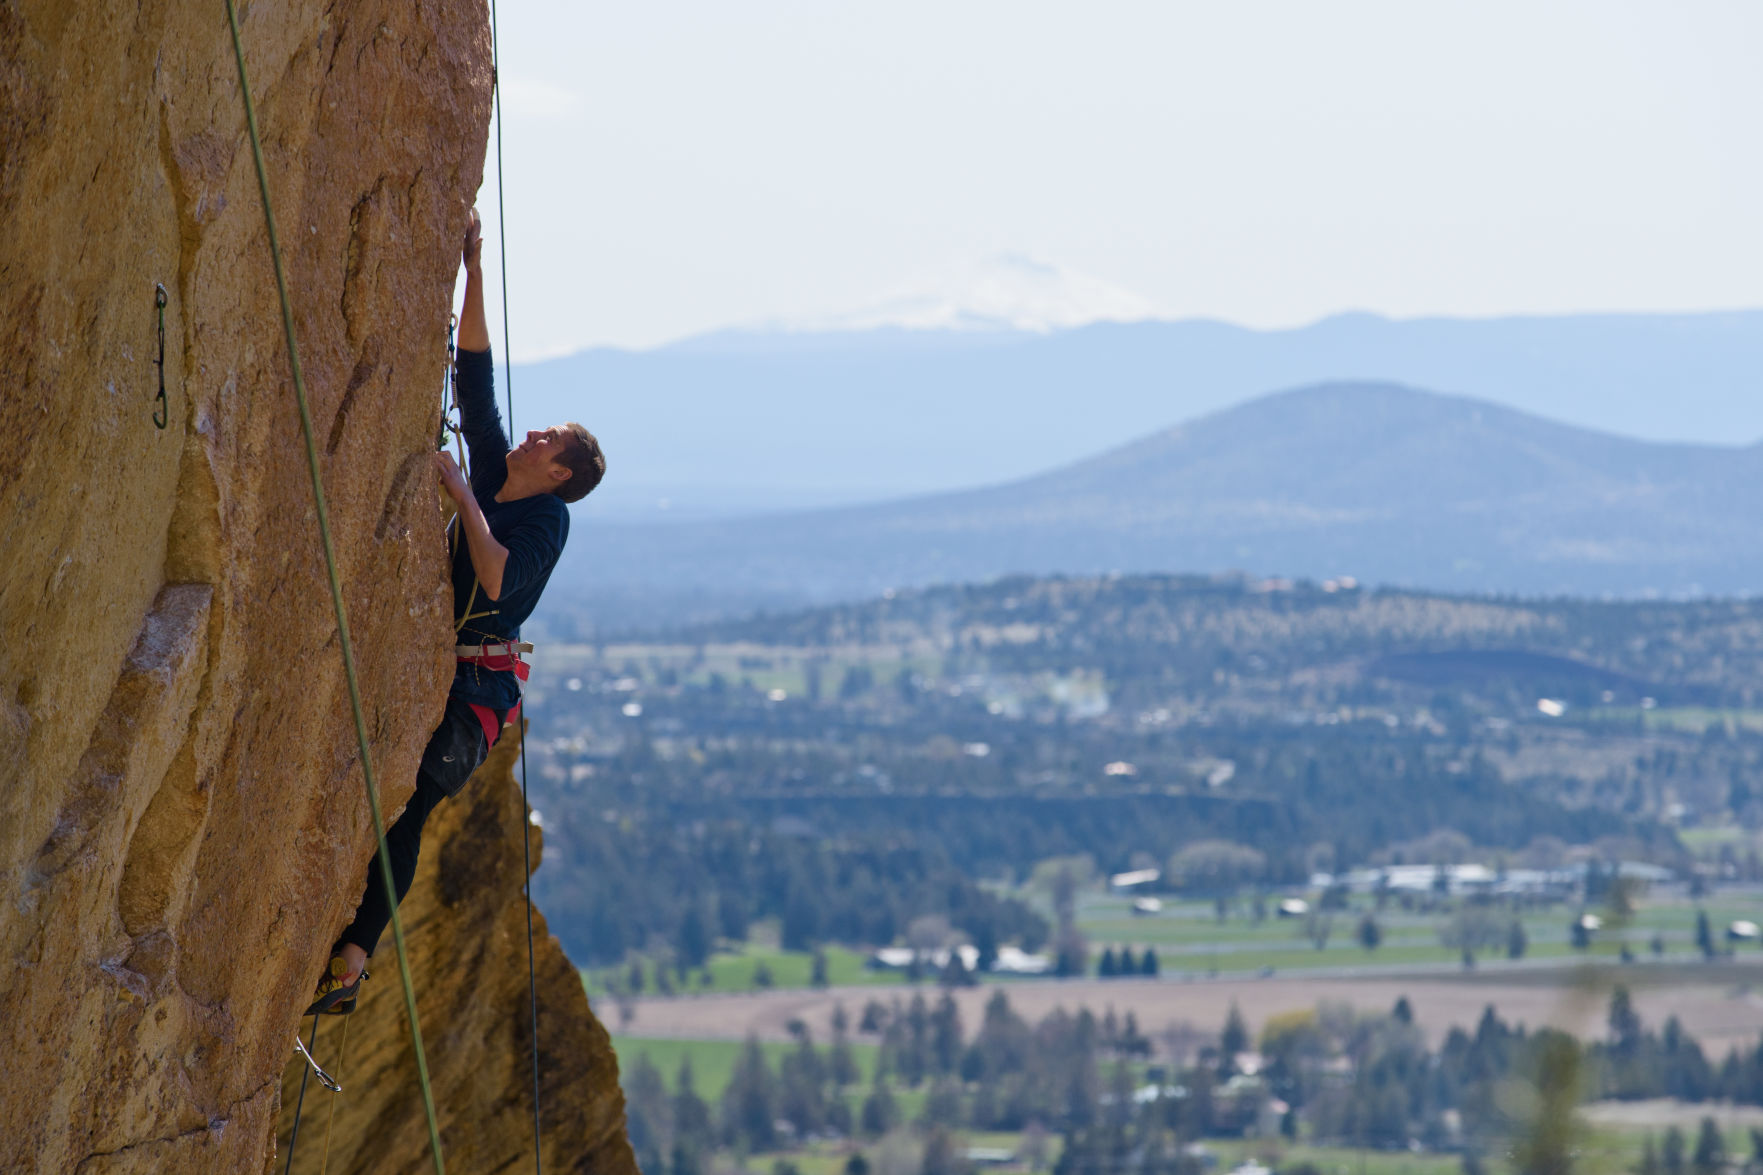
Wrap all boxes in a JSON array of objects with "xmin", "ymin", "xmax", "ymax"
[
  {"xmin": 292, "ymin": 1024, "xmax": 342, "ymax": 1094},
  {"xmin": 152, "ymin": 284, "xmax": 169, "ymax": 429},
  {"xmin": 437, "ymin": 313, "xmax": 461, "ymax": 454}
]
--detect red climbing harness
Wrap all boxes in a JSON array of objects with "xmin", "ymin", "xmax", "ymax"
[{"xmin": 455, "ymin": 639, "xmax": 532, "ymax": 748}]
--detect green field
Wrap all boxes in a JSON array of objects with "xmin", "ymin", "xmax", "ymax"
[
  {"xmin": 1070, "ymin": 892, "xmax": 1763, "ymax": 977},
  {"xmin": 586, "ymin": 943, "xmax": 899, "ymax": 997},
  {"xmin": 611, "ymin": 1035, "xmax": 882, "ymax": 1098},
  {"xmin": 583, "ymin": 894, "xmax": 1763, "ymax": 1003},
  {"xmin": 1587, "ymin": 705, "xmax": 1763, "ymax": 736},
  {"xmin": 611, "ymin": 1033, "xmax": 929, "ymax": 1125}
]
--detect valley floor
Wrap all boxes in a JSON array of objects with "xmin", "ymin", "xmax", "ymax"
[{"xmin": 604, "ymin": 956, "xmax": 1763, "ymax": 1057}]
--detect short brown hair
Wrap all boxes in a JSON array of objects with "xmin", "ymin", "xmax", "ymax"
[{"xmin": 553, "ymin": 422, "xmax": 604, "ymax": 504}]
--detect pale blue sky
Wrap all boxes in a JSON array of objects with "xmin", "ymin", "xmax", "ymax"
[{"xmin": 475, "ymin": 1, "xmax": 1763, "ymax": 358}]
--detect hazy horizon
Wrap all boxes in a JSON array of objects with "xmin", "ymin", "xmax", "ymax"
[{"xmin": 476, "ymin": 1, "xmax": 1763, "ymax": 359}]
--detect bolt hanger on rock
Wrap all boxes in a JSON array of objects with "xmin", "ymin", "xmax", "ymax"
[{"xmin": 152, "ymin": 283, "xmax": 168, "ymax": 429}]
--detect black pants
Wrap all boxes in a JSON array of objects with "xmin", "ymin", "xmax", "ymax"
[{"xmin": 335, "ymin": 696, "xmax": 496, "ymax": 956}]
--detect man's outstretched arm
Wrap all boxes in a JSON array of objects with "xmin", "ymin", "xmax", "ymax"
[
  {"xmin": 452, "ymin": 208, "xmax": 510, "ymax": 491},
  {"xmin": 458, "ymin": 209, "xmax": 490, "ymax": 352}
]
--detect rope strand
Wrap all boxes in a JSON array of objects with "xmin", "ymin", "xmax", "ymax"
[
  {"xmin": 284, "ymin": 1014, "xmax": 321, "ymax": 1175},
  {"xmin": 486, "ymin": 0, "xmax": 548, "ymax": 1166},
  {"xmin": 224, "ymin": 4, "xmax": 445, "ymax": 1171},
  {"xmin": 317, "ymin": 1012, "xmax": 354, "ymax": 1175}
]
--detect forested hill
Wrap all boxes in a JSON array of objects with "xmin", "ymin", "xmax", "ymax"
[
  {"xmin": 665, "ymin": 572, "xmax": 1763, "ymax": 710},
  {"xmin": 519, "ymin": 574, "xmax": 1763, "ymax": 965},
  {"xmin": 556, "ymin": 382, "xmax": 1763, "ymax": 630}
]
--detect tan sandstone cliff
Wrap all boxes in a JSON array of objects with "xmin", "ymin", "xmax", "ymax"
[
  {"xmin": 0, "ymin": 2, "xmax": 631, "ymax": 1171},
  {"xmin": 275, "ymin": 724, "xmax": 635, "ymax": 1175}
]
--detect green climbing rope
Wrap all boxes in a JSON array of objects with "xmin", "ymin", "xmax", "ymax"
[
  {"xmin": 484, "ymin": 1, "xmax": 548, "ymax": 1163},
  {"xmin": 223, "ymin": 4, "xmax": 446, "ymax": 1172},
  {"xmin": 483, "ymin": 0, "xmax": 543, "ymax": 1164}
]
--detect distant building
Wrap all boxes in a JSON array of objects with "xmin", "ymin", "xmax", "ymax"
[
  {"xmin": 1314, "ymin": 859, "xmax": 1674, "ymax": 898},
  {"xmin": 963, "ymin": 1148, "xmax": 1016, "ymax": 1166},
  {"xmin": 993, "ymin": 946, "xmax": 1053, "ymax": 975},
  {"xmin": 1110, "ymin": 867, "xmax": 1162, "ymax": 890},
  {"xmin": 868, "ymin": 943, "xmax": 1051, "ymax": 975},
  {"xmin": 1132, "ymin": 897, "xmax": 1164, "ymax": 916}
]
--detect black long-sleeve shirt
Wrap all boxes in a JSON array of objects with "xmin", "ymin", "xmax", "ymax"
[{"xmin": 449, "ymin": 346, "xmax": 569, "ymax": 710}]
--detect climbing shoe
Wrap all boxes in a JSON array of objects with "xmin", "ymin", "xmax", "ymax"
[
  {"xmin": 304, "ymin": 956, "xmax": 364, "ymax": 1016},
  {"xmin": 331, "ymin": 969, "xmax": 369, "ymax": 1016}
]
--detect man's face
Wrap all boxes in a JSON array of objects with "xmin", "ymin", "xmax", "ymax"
[{"xmin": 507, "ymin": 426, "xmax": 570, "ymax": 485}]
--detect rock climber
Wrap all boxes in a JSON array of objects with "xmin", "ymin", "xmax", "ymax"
[{"xmin": 307, "ymin": 209, "xmax": 605, "ymax": 1015}]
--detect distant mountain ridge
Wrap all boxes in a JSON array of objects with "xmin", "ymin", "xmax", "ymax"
[
  {"xmin": 751, "ymin": 253, "xmax": 1165, "ymax": 335},
  {"xmin": 527, "ymin": 308, "xmax": 1763, "ymax": 522},
  {"xmin": 548, "ymin": 381, "xmax": 1763, "ymax": 632}
]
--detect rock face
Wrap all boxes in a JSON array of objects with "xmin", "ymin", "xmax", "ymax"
[
  {"xmin": 0, "ymin": 3, "xmax": 632, "ymax": 1172},
  {"xmin": 276, "ymin": 725, "xmax": 636, "ymax": 1175}
]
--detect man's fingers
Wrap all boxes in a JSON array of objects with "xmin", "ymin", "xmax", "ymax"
[{"xmin": 463, "ymin": 209, "xmax": 482, "ymax": 262}]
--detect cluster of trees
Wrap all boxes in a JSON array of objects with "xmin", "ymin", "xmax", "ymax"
[
  {"xmin": 1097, "ymin": 946, "xmax": 1160, "ymax": 977},
  {"xmin": 1265, "ymin": 987, "xmax": 1763, "ymax": 1160},
  {"xmin": 1591, "ymin": 983, "xmax": 1763, "ymax": 1109},
  {"xmin": 623, "ymin": 992, "xmax": 1156, "ymax": 1175},
  {"xmin": 530, "ymin": 814, "xmax": 1047, "ymax": 968},
  {"xmin": 624, "ymin": 981, "xmax": 1763, "ymax": 1175},
  {"xmin": 1634, "ymin": 1119, "xmax": 1761, "ymax": 1175}
]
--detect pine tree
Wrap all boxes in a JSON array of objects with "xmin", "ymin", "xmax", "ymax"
[
  {"xmin": 1663, "ymin": 1125, "xmax": 1686, "ymax": 1175},
  {"xmin": 623, "ymin": 1053, "xmax": 672, "ymax": 1175},
  {"xmin": 859, "ymin": 1078, "xmax": 897, "ymax": 1136},
  {"xmin": 1221, "ymin": 1002, "xmax": 1249, "ymax": 1058},
  {"xmin": 680, "ymin": 904, "xmax": 711, "ymax": 968},
  {"xmin": 931, "ymin": 994, "xmax": 963, "ymax": 1074},
  {"xmin": 1098, "ymin": 947, "xmax": 1118, "ymax": 978},
  {"xmin": 721, "ymin": 1036, "xmax": 780, "ymax": 1151},
  {"xmin": 1691, "ymin": 1117, "xmax": 1725, "ymax": 1174},
  {"xmin": 974, "ymin": 921, "xmax": 999, "ymax": 973},
  {"xmin": 1357, "ymin": 913, "xmax": 1382, "ymax": 951},
  {"xmin": 1697, "ymin": 909, "xmax": 1716, "ymax": 960},
  {"xmin": 1609, "ymin": 985, "xmax": 1642, "ymax": 1051},
  {"xmin": 1141, "ymin": 946, "xmax": 1159, "ymax": 976},
  {"xmin": 830, "ymin": 1004, "xmax": 862, "ymax": 1087},
  {"xmin": 673, "ymin": 1056, "xmax": 714, "ymax": 1158},
  {"xmin": 811, "ymin": 946, "xmax": 830, "ymax": 988}
]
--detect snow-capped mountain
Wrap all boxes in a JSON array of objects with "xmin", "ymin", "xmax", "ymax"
[{"xmin": 771, "ymin": 253, "xmax": 1165, "ymax": 334}]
